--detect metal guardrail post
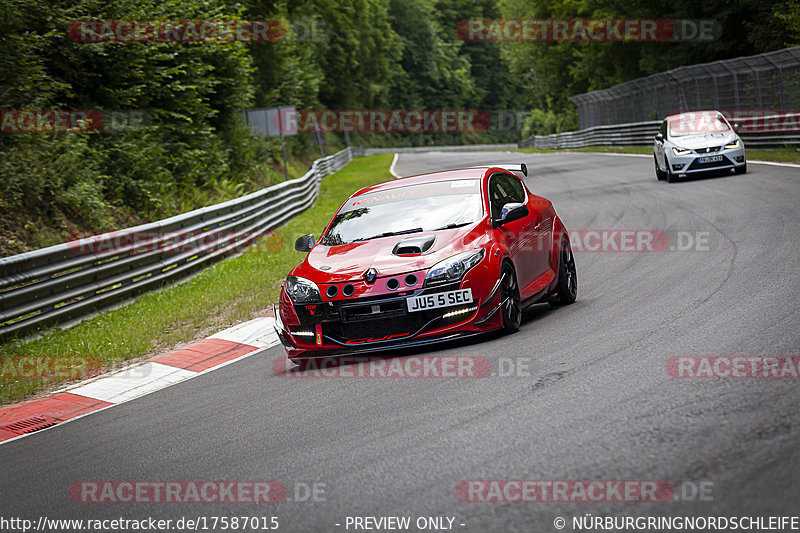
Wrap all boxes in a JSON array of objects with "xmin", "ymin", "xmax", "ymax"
[{"xmin": 763, "ymin": 54, "xmax": 787, "ymax": 110}]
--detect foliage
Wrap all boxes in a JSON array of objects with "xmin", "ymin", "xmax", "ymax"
[
  {"xmin": 0, "ymin": 0, "xmax": 795, "ymax": 253},
  {"xmin": 499, "ymin": 0, "xmax": 798, "ymax": 128},
  {"xmin": 0, "ymin": 154, "xmax": 393, "ymax": 405}
]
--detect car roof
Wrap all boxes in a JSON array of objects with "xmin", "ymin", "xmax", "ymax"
[{"xmin": 352, "ymin": 166, "xmax": 513, "ymax": 196}]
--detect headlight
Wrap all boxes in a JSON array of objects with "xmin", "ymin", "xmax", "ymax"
[
  {"xmin": 284, "ymin": 275, "xmax": 322, "ymax": 304},
  {"xmin": 725, "ymin": 139, "xmax": 740, "ymax": 149},
  {"xmin": 672, "ymin": 147, "xmax": 691, "ymax": 156},
  {"xmin": 425, "ymin": 250, "xmax": 485, "ymax": 287}
]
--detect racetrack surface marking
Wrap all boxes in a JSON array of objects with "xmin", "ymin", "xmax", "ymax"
[{"xmin": 0, "ymin": 316, "xmax": 278, "ymax": 445}]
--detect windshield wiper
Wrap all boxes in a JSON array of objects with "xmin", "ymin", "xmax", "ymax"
[
  {"xmin": 352, "ymin": 227, "xmax": 423, "ymax": 242},
  {"xmin": 431, "ymin": 222, "xmax": 473, "ymax": 231}
]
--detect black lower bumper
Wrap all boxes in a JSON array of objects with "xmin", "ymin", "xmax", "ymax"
[{"xmin": 281, "ymin": 329, "xmax": 489, "ymax": 360}]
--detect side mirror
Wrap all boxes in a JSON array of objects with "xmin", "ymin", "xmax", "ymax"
[
  {"xmin": 733, "ymin": 123, "xmax": 740, "ymax": 133},
  {"xmin": 294, "ymin": 234, "xmax": 315, "ymax": 252},
  {"xmin": 654, "ymin": 133, "xmax": 664, "ymax": 142},
  {"xmin": 494, "ymin": 203, "xmax": 529, "ymax": 228}
]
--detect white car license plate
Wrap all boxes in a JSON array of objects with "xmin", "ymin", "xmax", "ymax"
[
  {"xmin": 406, "ymin": 289, "xmax": 473, "ymax": 313},
  {"xmin": 698, "ymin": 155, "xmax": 723, "ymax": 163}
]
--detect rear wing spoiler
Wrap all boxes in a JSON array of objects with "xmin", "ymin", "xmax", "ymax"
[{"xmin": 497, "ymin": 163, "xmax": 528, "ymax": 177}]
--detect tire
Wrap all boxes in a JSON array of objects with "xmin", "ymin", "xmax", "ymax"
[
  {"xmin": 500, "ymin": 262, "xmax": 522, "ymax": 333},
  {"xmin": 735, "ymin": 163, "xmax": 747, "ymax": 175},
  {"xmin": 666, "ymin": 167, "xmax": 679, "ymax": 183},
  {"xmin": 550, "ymin": 238, "xmax": 577, "ymax": 306},
  {"xmin": 654, "ymin": 156, "xmax": 665, "ymax": 181}
]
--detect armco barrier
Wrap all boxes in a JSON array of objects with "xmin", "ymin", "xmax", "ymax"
[
  {"xmin": 519, "ymin": 121, "xmax": 660, "ymax": 149},
  {"xmin": 519, "ymin": 114, "xmax": 800, "ymax": 149},
  {"xmin": 364, "ymin": 144, "xmax": 518, "ymax": 155},
  {"xmin": 0, "ymin": 146, "xmax": 362, "ymax": 340}
]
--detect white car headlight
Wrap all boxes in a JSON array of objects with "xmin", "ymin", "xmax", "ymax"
[
  {"xmin": 284, "ymin": 275, "xmax": 322, "ymax": 304},
  {"xmin": 672, "ymin": 147, "xmax": 691, "ymax": 156},
  {"xmin": 725, "ymin": 139, "xmax": 740, "ymax": 149},
  {"xmin": 425, "ymin": 250, "xmax": 485, "ymax": 287}
]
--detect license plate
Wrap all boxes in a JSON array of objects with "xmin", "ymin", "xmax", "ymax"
[
  {"xmin": 406, "ymin": 289, "xmax": 473, "ymax": 313},
  {"xmin": 698, "ymin": 155, "xmax": 723, "ymax": 163}
]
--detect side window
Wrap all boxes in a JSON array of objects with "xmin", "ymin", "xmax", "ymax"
[
  {"xmin": 488, "ymin": 174, "xmax": 524, "ymax": 219},
  {"xmin": 504, "ymin": 175, "xmax": 525, "ymax": 203},
  {"xmin": 660, "ymin": 120, "xmax": 667, "ymax": 138},
  {"xmin": 488, "ymin": 175, "xmax": 510, "ymax": 220}
]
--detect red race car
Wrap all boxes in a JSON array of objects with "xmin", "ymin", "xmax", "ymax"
[{"xmin": 274, "ymin": 163, "xmax": 577, "ymax": 360}]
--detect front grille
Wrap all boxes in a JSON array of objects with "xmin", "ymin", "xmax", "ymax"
[
  {"xmin": 341, "ymin": 300, "xmax": 405, "ymax": 322},
  {"xmin": 693, "ymin": 146, "xmax": 721, "ymax": 154},
  {"xmin": 688, "ymin": 155, "xmax": 733, "ymax": 170},
  {"xmin": 327, "ymin": 312, "xmax": 432, "ymax": 341}
]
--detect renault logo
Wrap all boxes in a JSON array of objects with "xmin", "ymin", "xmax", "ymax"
[{"xmin": 363, "ymin": 267, "xmax": 378, "ymax": 284}]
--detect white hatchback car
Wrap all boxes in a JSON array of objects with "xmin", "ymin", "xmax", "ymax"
[{"xmin": 654, "ymin": 110, "xmax": 746, "ymax": 182}]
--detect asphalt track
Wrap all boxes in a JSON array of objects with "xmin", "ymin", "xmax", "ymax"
[{"xmin": 1, "ymin": 152, "xmax": 799, "ymax": 531}]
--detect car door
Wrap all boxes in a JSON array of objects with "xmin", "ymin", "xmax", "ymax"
[
  {"xmin": 488, "ymin": 173, "xmax": 542, "ymax": 292},
  {"xmin": 515, "ymin": 178, "xmax": 553, "ymax": 285},
  {"xmin": 654, "ymin": 120, "xmax": 668, "ymax": 169}
]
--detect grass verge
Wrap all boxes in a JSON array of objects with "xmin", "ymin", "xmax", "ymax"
[
  {"xmin": 516, "ymin": 145, "xmax": 800, "ymax": 163},
  {"xmin": 0, "ymin": 153, "xmax": 394, "ymax": 406}
]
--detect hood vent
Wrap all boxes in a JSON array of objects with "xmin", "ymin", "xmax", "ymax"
[{"xmin": 393, "ymin": 235, "xmax": 435, "ymax": 256}]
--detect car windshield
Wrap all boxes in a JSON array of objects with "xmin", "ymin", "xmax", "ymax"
[
  {"xmin": 322, "ymin": 180, "xmax": 483, "ymax": 245},
  {"xmin": 668, "ymin": 112, "xmax": 730, "ymax": 138}
]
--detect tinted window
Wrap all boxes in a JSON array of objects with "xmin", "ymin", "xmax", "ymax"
[
  {"xmin": 489, "ymin": 174, "xmax": 524, "ymax": 219},
  {"xmin": 503, "ymin": 175, "xmax": 525, "ymax": 203},
  {"xmin": 668, "ymin": 112, "xmax": 730, "ymax": 138},
  {"xmin": 323, "ymin": 180, "xmax": 483, "ymax": 245}
]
